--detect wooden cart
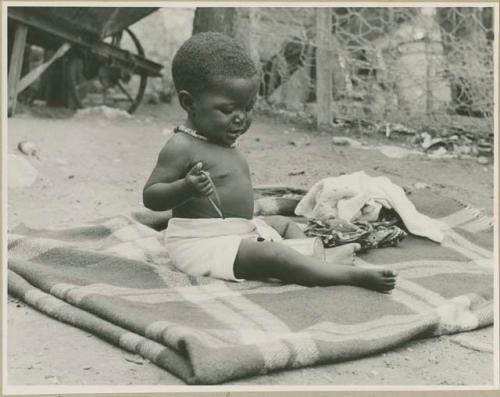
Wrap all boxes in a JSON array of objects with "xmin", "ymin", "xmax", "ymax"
[{"xmin": 8, "ymin": 7, "xmax": 164, "ymax": 115}]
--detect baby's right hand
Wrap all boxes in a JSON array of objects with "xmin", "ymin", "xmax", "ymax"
[{"xmin": 184, "ymin": 162, "xmax": 214, "ymax": 197}]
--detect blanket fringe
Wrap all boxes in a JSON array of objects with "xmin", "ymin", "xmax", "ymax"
[{"xmin": 464, "ymin": 205, "xmax": 494, "ymax": 228}]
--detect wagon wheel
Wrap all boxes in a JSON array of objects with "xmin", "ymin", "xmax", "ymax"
[{"xmin": 67, "ymin": 28, "xmax": 147, "ymax": 114}]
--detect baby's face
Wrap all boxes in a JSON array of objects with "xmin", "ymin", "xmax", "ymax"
[{"xmin": 190, "ymin": 75, "xmax": 260, "ymax": 147}]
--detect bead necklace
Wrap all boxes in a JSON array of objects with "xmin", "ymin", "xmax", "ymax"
[{"xmin": 174, "ymin": 125, "xmax": 237, "ymax": 148}]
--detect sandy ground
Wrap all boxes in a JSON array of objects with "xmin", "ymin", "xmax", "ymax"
[{"xmin": 6, "ymin": 101, "xmax": 495, "ymax": 387}]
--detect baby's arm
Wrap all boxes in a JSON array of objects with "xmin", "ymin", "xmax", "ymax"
[{"xmin": 143, "ymin": 139, "xmax": 213, "ymax": 211}]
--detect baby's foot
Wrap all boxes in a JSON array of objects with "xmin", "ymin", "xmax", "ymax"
[
  {"xmin": 352, "ymin": 268, "xmax": 397, "ymax": 293},
  {"xmin": 326, "ymin": 243, "xmax": 361, "ymax": 266}
]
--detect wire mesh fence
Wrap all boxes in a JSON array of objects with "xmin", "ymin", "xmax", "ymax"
[{"xmin": 236, "ymin": 7, "xmax": 494, "ymax": 134}]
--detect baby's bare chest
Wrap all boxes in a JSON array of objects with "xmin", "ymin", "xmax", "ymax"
[
  {"xmin": 193, "ymin": 146, "xmax": 251, "ymax": 185},
  {"xmin": 180, "ymin": 145, "xmax": 254, "ymax": 218}
]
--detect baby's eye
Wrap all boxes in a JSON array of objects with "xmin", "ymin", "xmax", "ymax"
[{"xmin": 218, "ymin": 106, "xmax": 235, "ymax": 114}]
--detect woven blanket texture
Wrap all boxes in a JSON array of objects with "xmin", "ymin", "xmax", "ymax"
[{"xmin": 8, "ymin": 189, "xmax": 494, "ymax": 384}]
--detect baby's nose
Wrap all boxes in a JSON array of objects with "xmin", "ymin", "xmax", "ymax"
[{"xmin": 233, "ymin": 111, "xmax": 246, "ymax": 124}]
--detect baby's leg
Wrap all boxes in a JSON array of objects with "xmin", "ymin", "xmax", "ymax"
[
  {"xmin": 234, "ymin": 239, "xmax": 396, "ymax": 292},
  {"xmin": 264, "ymin": 215, "xmax": 361, "ymax": 264},
  {"xmin": 262, "ymin": 215, "xmax": 307, "ymax": 239}
]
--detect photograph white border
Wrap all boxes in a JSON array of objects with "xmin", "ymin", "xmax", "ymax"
[{"xmin": 2, "ymin": 1, "xmax": 499, "ymax": 394}]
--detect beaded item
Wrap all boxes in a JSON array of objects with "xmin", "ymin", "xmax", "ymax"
[{"xmin": 174, "ymin": 125, "xmax": 237, "ymax": 148}]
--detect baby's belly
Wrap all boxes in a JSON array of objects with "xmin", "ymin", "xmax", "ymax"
[{"xmin": 174, "ymin": 183, "xmax": 254, "ymax": 219}]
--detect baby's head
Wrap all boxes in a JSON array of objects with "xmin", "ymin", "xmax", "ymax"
[{"xmin": 172, "ymin": 32, "xmax": 260, "ymax": 147}]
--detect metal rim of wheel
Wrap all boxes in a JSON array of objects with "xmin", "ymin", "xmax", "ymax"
[{"xmin": 67, "ymin": 28, "xmax": 148, "ymax": 114}]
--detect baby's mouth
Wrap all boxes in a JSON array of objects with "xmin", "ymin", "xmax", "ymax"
[{"xmin": 227, "ymin": 131, "xmax": 242, "ymax": 139}]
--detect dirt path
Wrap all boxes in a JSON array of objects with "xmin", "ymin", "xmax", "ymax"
[{"xmin": 7, "ymin": 102, "xmax": 495, "ymax": 386}]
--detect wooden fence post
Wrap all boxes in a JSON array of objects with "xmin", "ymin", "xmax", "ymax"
[
  {"xmin": 248, "ymin": 8, "xmax": 261, "ymax": 68},
  {"xmin": 315, "ymin": 8, "xmax": 333, "ymax": 131},
  {"xmin": 422, "ymin": 7, "xmax": 436, "ymax": 118},
  {"xmin": 8, "ymin": 24, "xmax": 28, "ymax": 116}
]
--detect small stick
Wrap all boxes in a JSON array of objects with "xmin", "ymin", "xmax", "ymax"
[{"xmin": 200, "ymin": 170, "xmax": 224, "ymax": 219}]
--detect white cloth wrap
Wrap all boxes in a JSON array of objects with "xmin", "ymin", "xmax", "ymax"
[
  {"xmin": 295, "ymin": 171, "xmax": 445, "ymax": 243},
  {"xmin": 164, "ymin": 217, "xmax": 282, "ymax": 281}
]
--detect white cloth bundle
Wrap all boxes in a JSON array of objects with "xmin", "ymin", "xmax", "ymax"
[{"xmin": 295, "ymin": 171, "xmax": 445, "ymax": 243}]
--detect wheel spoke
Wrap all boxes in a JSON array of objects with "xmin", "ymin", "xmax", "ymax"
[
  {"xmin": 117, "ymin": 81, "xmax": 135, "ymax": 104},
  {"xmin": 111, "ymin": 32, "xmax": 123, "ymax": 47}
]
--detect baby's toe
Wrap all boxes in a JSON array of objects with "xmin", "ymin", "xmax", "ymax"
[
  {"xmin": 386, "ymin": 277, "xmax": 396, "ymax": 285},
  {"xmin": 382, "ymin": 283, "xmax": 395, "ymax": 292},
  {"xmin": 381, "ymin": 269, "xmax": 397, "ymax": 277}
]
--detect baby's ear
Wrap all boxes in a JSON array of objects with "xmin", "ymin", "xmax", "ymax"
[{"xmin": 178, "ymin": 90, "xmax": 195, "ymax": 114}]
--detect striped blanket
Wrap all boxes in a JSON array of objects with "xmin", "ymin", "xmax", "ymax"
[{"xmin": 8, "ymin": 189, "xmax": 494, "ymax": 384}]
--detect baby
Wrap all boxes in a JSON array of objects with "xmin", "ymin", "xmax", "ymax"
[{"xmin": 143, "ymin": 32, "xmax": 396, "ymax": 292}]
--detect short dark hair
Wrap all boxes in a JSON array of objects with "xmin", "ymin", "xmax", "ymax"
[{"xmin": 172, "ymin": 32, "xmax": 259, "ymax": 95}]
